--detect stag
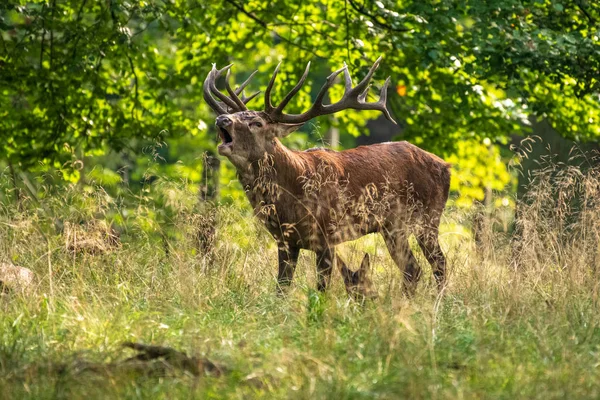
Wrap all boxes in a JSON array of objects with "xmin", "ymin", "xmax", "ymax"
[{"xmin": 203, "ymin": 58, "xmax": 450, "ymax": 295}]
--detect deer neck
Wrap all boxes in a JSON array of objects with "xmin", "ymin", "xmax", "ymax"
[{"xmin": 238, "ymin": 139, "xmax": 304, "ymax": 208}]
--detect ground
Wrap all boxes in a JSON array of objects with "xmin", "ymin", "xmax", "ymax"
[{"xmin": 0, "ymin": 192, "xmax": 599, "ymax": 399}]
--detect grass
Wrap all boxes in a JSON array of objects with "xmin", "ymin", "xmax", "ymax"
[{"xmin": 0, "ymin": 165, "xmax": 599, "ymax": 399}]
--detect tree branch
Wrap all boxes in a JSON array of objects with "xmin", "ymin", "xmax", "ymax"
[
  {"xmin": 223, "ymin": 0, "xmax": 266, "ymax": 27},
  {"xmin": 39, "ymin": 4, "xmax": 46, "ymax": 69},
  {"xmin": 574, "ymin": 0, "xmax": 596, "ymax": 25},
  {"xmin": 347, "ymin": 0, "xmax": 410, "ymax": 33},
  {"xmin": 126, "ymin": 52, "xmax": 139, "ymax": 119},
  {"xmin": 69, "ymin": 0, "xmax": 88, "ymax": 60},
  {"xmin": 50, "ymin": 0, "xmax": 56, "ymax": 69},
  {"xmin": 222, "ymin": 0, "xmax": 325, "ymax": 59}
]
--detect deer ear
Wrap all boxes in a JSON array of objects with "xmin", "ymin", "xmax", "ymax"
[
  {"xmin": 340, "ymin": 264, "xmax": 352, "ymax": 282},
  {"xmin": 275, "ymin": 123, "xmax": 304, "ymax": 138},
  {"xmin": 359, "ymin": 254, "xmax": 371, "ymax": 274},
  {"xmin": 337, "ymin": 256, "xmax": 352, "ymax": 281}
]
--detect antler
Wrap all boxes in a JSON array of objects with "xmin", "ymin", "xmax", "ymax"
[
  {"xmin": 203, "ymin": 64, "xmax": 260, "ymax": 115},
  {"xmin": 263, "ymin": 56, "xmax": 396, "ymax": 124}
]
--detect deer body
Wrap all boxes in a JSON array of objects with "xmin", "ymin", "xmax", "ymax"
[
  {"xmin": 240, "ymin": 139, "xmax": 449, "ymax": 249},
  {"xmin": 204, "ymin": 58, "xmax": 450, "ymax": 294}
]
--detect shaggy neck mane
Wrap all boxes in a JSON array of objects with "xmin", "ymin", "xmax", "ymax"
[
  {"xmin": 239, "ymin": 139, "xmax": 308, "ymax": 207},
  {"xmin": 270, "ymin": 139, "xmax": 310, "ymax": 186}
]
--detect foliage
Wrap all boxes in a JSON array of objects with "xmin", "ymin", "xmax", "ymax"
[
  {"xmin": 447, "ymin": 139, "xmax": 514, "ymax": 207},
  {"xmin": 2, "ymin": 0, "xmax": 599, "ymax": 159}
]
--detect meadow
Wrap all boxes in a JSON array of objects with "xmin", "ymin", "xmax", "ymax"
[
  {"xmin": 0, "ymin": 161, "xmax": 598, "ymax": 400},
  {"xmin": 2, "ymin": 1, "xmax": 599, "ymax": 398}
]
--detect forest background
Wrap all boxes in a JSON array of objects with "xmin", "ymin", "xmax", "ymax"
[{"xmin": 0, "ymin": 1, "xmax": 600, "ymax": 398}]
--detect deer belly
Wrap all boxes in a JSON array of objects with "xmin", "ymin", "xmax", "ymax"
[{"xmin": 253, "ymin": 191, "xmax": 402, "ymax": 249}]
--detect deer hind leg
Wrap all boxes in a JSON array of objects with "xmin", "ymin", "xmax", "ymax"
[
  {"xmin": 417, "ymin": 214, "xmax": 447, "ymax": 290},
  {"xmin": 277, "ymin": 244, "xmax": 300, "ymax": 294},
  {"xmin": 382, "ymin": 229, "xmax": 422, "ymax": 296},
  {"xmin": 417, "ymin": 232, "xmax": 447, "ymax": 290},
  {"xmin": 315, "ymin": 246, "xmax": 335, "ymax": 292}
]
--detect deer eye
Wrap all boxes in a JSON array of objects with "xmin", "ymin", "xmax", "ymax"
[{"xmin": 249, "ymin": 121, "xmax": 263, "ymax": 128}]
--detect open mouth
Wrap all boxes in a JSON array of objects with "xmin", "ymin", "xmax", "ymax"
[{"xmin": 218, "ymin": 126, "xmax": 233, "ymax": 148}]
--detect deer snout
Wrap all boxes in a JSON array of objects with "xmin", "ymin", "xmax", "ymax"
[{"xmin": 216, "ymin": 115, "xmax": 232, "ymax": 127}]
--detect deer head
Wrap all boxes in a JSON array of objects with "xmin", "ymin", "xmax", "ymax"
[
  {"xmin": 338, "ymin": 254, "xmax": 378, "ymax": 301},
  {"xmin": 203, "ymin": 58, "xmax": 395, "ymax": 168}
]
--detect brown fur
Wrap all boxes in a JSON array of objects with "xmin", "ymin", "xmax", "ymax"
[
  {"xmin": 215, "ymin": 110, "xmax": 450, "ymax": 295},
  {"xmin": 337, "ymin": 254, "xmax": 378, "ymax": 301}
]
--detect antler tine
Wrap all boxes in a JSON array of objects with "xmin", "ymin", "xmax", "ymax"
[
  {"xmin": 352, "ymin": 56, "xmax": 382, "ymax": 95},
  {"xmin": 241, "ymin": 90, "xmax": 261, "ymax": 104},
  {"xmin": 207, "ymin": 64, "xmax": 240, "ymax": 111},
  {"xmin": 357, "ymin": 84, "xmax": 370, "ymax": 103},
  {"xmin": 263, "ymin": 56, "xmax": 396, "ymax": 125},
  {"xmin": 314, "ymin": 65, "xmax": 348, "ymax": 105},
  {"xmin": 351, "ymin": 76, "xmax": 395, "ymax": 123},
  {"xmin": 342, "ymin": 62, "xmax": 353, "ymax": 92},
  {"xmin": 234, "ymin": 70, "xmax": 258, "ymax": 96},
  {"xmin": 274, "ymin": 62, "xmax": 312, "ymax": 114},
  {"xmin": 377, "ymin": 77, "xmax": 396, "ymax": 123},
  {"xmin": 235, "ymin": 70, "xmax": 261, "ymax": 105},
  {"xmin": 264, "ymin": 62, "xmax": 282, "ymax": 114},
  {"xmin": 203, "ymin": 66, "xmax": 228, "ymax": 115},
  {"xmin": 225, "ymin": 68, "xmax": 248, "ymax": 111},
  {"xmin": 203, "ymin": 64, "xmax": 260, "ymax": 114}
]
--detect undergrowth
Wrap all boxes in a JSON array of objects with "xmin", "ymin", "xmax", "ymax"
[{"xmin": 0, "ymin": 160, "xmax": 598, "ymax": 399}]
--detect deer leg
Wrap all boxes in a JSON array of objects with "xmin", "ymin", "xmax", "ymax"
[
  {"xmin": 277, "ymin": 245, "xmax": 300, "ymax": 293},
  {"xmin": 382, "ymin": 230, "xmax": 422, "ymax": 296},
  {"xmin": 315, "ymin": 247, "xmax": 335, "ymax": 292},
  {"xmin": 417, "ymin": 231, "xmax": 447, "ymax": 290}
]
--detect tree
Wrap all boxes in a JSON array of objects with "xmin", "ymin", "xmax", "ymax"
[{"xmin": 1, "ymin": 0, "xmax": 598, "ymax": 199}]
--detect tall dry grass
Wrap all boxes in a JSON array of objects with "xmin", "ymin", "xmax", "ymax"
[{"xmin": 0, "ymin": 150, "xmax": 598, "ymax": 398}]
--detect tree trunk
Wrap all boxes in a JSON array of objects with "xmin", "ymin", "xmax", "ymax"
[
  {"xmin": 326, "ymin": 123, "xmax": 339, "ymax": 149},
  {"xmin": 473, "ymin": 187, "xmax": 492, "ymax": 257},
  {"xmin": 196, "ymin": 151, "xmax": 220, "ymax": 256},
  {"xmin": 473, "ymin": 145, "xmax": 494, "ymax": 258}
]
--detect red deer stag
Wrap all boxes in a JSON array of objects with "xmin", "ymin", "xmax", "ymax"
[{"xmin": 203, "ymin": 58, "xmax": 450, "ymax": 295}]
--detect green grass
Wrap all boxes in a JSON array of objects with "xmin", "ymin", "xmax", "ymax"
[{"xmin": 0, "ymin": 184, "xmax": 599, "ymax": 399}]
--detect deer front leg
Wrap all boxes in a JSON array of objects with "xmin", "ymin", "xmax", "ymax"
[
  {"xmin": 315, "ymin": 247, "xmax": 335, "ymax": 292},
  {"xmin": 277, "ymin": 244, "xmax": 300, "ymax": 294}
]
